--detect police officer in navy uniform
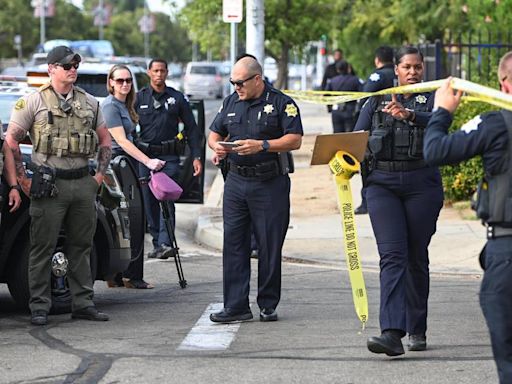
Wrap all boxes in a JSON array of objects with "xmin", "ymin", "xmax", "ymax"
[
  {"xmin": 321, "ymin": 49, "xmax": 344, "ymax": 91},
  {"xmin": 325, "ymin": 60, "xmax": 361, "ymax": 133},
  {"xmin": 354, "ymin": 46, "xmax": 444, "ymax": 356},
  {"xmin": 424, "ymin": 52, "xmax": 512, "ymax": 384},
  {"xmin": 354, "ymin": 46, "xmax": 396, "ymax": 215},
  {"xmin": 208, "ymin": 54, "xmax": 303, "ymax": 323},
  {"xmin": 135, "ymin": 59, "xmax": 202, "ymax": 259}
]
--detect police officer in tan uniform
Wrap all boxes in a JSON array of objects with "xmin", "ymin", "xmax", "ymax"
[
  {"xmin": 0, "ymin": 121, "xmax": 22, "ymax": 212},
  {"xmin": 6, "ymin": 46, "xmax": 112, "ymax": 326}
]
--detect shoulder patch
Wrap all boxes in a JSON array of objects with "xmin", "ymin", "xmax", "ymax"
[
  {"xmin": 460, "ymin": 115, "xmax": 482, "ymax": 134},
  {"xmin": 369, "ymin": 73, "xmax": 380, "ymax": 82},
  {"xmin": 285, "ymin": 103, "xmax": 298, "ymax": 117},
  {"xmin": 14, "ymin": 99, "xmax": 25, "ymax": 110}
]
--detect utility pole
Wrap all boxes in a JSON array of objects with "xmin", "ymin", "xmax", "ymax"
[
  {"xmin": 246, "ymin": 0, "xmax": 265, "ymax": 65},
  {"xmin": 39, "ymin": 0, "xmax": 46, "ymax": 46}
]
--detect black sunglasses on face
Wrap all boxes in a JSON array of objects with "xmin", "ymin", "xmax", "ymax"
[
  {"xmin": 113, "ymin": 78, "xmax": 133, "ymax": 85},
  {"xmin": 229, "ymin": 74, "xmax": 258, "ymax": 87},
  {"xmin": 56, "ymin": 62, "xmax": 79, "ymax": 70}
]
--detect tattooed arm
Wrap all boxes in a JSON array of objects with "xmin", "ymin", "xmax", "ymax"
[
  {"xmin": 5, "ymin": 122, "xmax": 30, "ymax": 196},
  {"xmin": 93, "ymin": 124, "xmax": 112, "ymax": 185}
]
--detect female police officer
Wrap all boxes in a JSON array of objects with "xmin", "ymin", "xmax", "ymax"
[{"xmin": 354, "ymin": 46, "xmax": 443, "ymax": 356}]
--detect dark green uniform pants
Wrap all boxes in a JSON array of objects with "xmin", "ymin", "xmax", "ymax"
[{"xmin": 28, "ymin": 175, "xmax": 99, "ymax": 313}]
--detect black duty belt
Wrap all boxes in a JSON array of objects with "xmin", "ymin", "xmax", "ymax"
[
  {"xmin": 487, "ymin": 226, "xmax": 512, "ymax": 239},
  {"xmin": 135, "ymin": 140, "xmax": 178, "ymax": 156},
  {"xmin": 228, "ymin": 160, "xmax": 280, "ymax": 178},
  {"xmin": 375, "ymin": 160, "xmax": 426, "ymax": 172},
  {"xmin": 55, "ymin": 166, "xmax": 90, "ymax": 180}
]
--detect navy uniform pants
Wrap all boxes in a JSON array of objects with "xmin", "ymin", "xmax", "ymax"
[
  {"xmin": 480, "ymin": 237, "xmax": 512, "ymax": 384},
  {"xmin": 222, "ymin": 171, "xmax": 290, "ymax": 311},
  {"xmin": 366, "ymin": 167, "xmax": 443, "ymax": 335},
  {"xmin": 139, "ymin": 156, "xmax": 180, "ymax": 250}
]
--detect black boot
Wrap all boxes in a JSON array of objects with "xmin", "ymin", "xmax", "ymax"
[{"xmin": 367, "ymin": 329, "xmax": 405, "ymax": 356}]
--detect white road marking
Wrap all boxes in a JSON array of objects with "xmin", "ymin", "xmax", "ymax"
[{"xmin": 177, "ymin": 303, "xmax": 242, "ymax": 351}]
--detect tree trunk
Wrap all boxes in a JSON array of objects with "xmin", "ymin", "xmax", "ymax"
[{"xmin": 275, "ymin": 42, "xmax": 289, "ymax": 89}]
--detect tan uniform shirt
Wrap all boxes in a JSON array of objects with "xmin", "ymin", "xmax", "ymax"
[{"xmin": 10, "ymin": 86, "xmax": 105, "ymax": 170}]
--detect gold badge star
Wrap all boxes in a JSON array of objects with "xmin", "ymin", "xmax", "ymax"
[
  {"xmin": 263, "ymin": 104, "xmax": 274, "ymax": 114},
  {"xmin": 285, "ymin": 103, "xmax": 298, "ymax": 117}
]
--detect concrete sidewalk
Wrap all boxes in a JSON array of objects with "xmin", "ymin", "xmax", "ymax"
[{"xmin": 195, "ymin": 102, "xmax": 486, "ymax": 277}]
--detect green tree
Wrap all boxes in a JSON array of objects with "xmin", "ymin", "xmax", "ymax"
[{"xmin": 180, "ymin": 0, "xmax": 343, "ymax": 88}]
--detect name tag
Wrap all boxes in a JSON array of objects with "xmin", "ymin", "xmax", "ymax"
[
  {"xmin": 227, "ymin": 113, "xmax": 236, "ymax": 117},
  {"xmin": 140, "ymin": 105, "xmax": 149, "ymax": 109}
]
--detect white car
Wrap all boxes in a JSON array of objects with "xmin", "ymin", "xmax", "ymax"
[{"xmin": 183, "ymin": 61, "xmax": 224, "ymax": 99}]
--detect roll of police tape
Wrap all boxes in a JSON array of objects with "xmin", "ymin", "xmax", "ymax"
[
  {"xmin": 328, "ymin": 150, "xmax": 368, "ymax": 328},
  {"xmin": 284, "ymin": 77, "xmax": 512, "ymax": 111}
]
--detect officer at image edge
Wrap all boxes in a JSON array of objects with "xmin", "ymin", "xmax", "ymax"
[
  {"xmin": 6, "ymin": 46, "xmax": 112, "ymax": 325},
  {"xmin": 423, "ymin": 51, "xmax": 512, "ymax": 384}
]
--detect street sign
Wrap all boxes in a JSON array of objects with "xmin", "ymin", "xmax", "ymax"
[{"xmin": 223, "ymin": 0, "xmax": 243, "ymax": 23}]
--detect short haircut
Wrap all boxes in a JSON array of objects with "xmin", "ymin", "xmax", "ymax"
[
  {"xmin": 235, "ymin": 54, "xmax": 262, "ymax": 75},
  {"xmin": 375, "ymin": 46, "xmax": 394, "ymax": 64},
  {"xmin": 236, "ymin": 53, "xmax": 258, "ymax": 62},
  {"xmin": 498, "ymin": 51, "xmax": 512, "ymax": 83},
  {"xmin": 335, "ymin": 60, "xmax": 349, "ymax": 75},
  {"xmin": 148, "ymin": 58, "xmax": 168, "ymax": 70},
  {"xmin": 395, "ymin": 46, "xmax": 423, "ymax": 64}
]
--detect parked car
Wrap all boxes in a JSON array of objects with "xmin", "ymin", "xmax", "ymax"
[{"xmin": 183, "ymin": 61, "xmax": 224, "ymax": 99}]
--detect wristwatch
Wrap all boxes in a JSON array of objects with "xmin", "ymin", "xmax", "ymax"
[
  {"xmin": 261, "ymin": 140, "xmax": 270, "ymax": 152},
  {"xmin": 9, "ymin": 184, "xmax": 21, "ymax": 192}
]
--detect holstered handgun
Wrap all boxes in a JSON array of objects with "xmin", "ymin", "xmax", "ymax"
[{"xmin": 30, "ymin": 165, "xmax": 58, "ymax": 199}]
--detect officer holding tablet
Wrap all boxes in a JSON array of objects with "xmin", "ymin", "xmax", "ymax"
[{"xmin": 208, "ymin": 54, "xmax": 303, "ymax": 324}]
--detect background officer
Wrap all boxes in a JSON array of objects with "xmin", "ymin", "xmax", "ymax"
[
  {"xmin": 135, "ymin": 59, "xmax": 202, "ymax": 259},
  {"xmin": 424, "ymin": 53, "xmax": 512, "ymax": 384},
  {"xmin": 355, "ymin": 45, "xmax": 396, "ymax": 215},
  {"xmin": 208, "ymin": 54, "xmax": 303, "ymax": 324},
  {"xmin": 321, "ymin": 48, "xmax": 344, "ymax": 90},
  {"xmin": 6, "ymin": 46, "xmax": 111, "ymax": 325},
  {"xmin": 325, "ymin": 60, "xmax": 361, "ymax": 133},
  {"xmin": 354, "ymin": 46, "xmax": 443, "ymax": 356},
  {"xmin": 0, "ymin": 122, "xmax": 22, "ymax": 213}
]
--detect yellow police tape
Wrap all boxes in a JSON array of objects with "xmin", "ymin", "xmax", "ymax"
[
  {"xmin": 284, "ymin": 77, "xmax": 512, "ymax": 111},
  {"xmin": 328, "ymin": 150, "xmax": 368, "ymax": 328}
]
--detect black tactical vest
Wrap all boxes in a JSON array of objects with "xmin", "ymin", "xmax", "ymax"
[
  {"xmin": 473, "ymin": 110, "xmax": 512, "ymax": 225},
  {"xmin": 368, "ymin": 93, "xmax": 431, "ymax": 161}
]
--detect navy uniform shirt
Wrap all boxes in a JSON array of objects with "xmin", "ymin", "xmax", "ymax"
[
  {"xmin": 424, "ymin": 108, "xmax": 509, "ymax": 176},
  {"xmin": 326, "ymin": 73, "xmax": 361, "ymax": 111},
  {"xmin": 135, "ymin": 86, "xmax": 201, "ymax": 158},
  {"xmin": 210, "ymin": 83, "xmax": 303, "ymax": 166},
  {"xmin": 354, "ymin": 92, "xmax": 434, "ymax": 132},
  {"xmin": 357, "ymin": 63, "xmax": 396, "ymax": 111}
]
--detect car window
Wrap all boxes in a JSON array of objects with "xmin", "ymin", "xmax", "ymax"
[
  {"xmin": 75, "ymin": 74, "xmax": 108, "ymax": 97},
  {"xmin": 190, "ymin": 66, "xmax": 217, "ymax": 75},
  {"xmin": 135, "ymin": 72, "xmax": 150, "ymax": 90},
  {"xmin": 0, "ymin": 94, "xmax": 21, "ymax": 124}
]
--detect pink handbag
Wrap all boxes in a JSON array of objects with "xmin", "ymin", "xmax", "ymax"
[{"xmin": 149, "ymin": 171, "xmax": 183, "ymax": 201}]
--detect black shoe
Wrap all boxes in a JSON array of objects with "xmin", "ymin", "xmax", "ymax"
[
  {"xmin": 259, "ymin": 308, "xmax": 278, "ymax": 322},
  {"xmin": 354, "ymin": 204, "xmax": 368, "ymax": 215},
  {"xmin": 209, "ymin": 308, "xmax": 253, "ymax": 323},
  {"xmin": 71, "ymin": 306, "xmax": 109, "ymax": 321},
  {"xmin": 367, "ymin": 330, "xmax": 405, "ymax": 356},
  {"xmin": 147, "ymin": 248, "xmax": 159, "ymax": 259},
  {"xmin": 31, "ymin": 310, "xmax": 48, "ymax": 326},
  {"xmin": 408, "ymin": 334, "xmax": 427, "ymax": 351},
  {"xmin": 157, "ymin": 244, "xmax": 177, "ymax": 260}
]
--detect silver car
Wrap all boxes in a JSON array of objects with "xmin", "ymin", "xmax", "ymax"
[{"xmin": 183, "ymin": 61, "xmax": 224, "ymax": 99}]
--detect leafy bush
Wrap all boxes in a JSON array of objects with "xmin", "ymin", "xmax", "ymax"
[{"xmin": 439, "ymin": 99, "xmax": 496, "ymax": 202}]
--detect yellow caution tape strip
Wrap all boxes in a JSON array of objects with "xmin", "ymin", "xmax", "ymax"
[
  {"xmin": 328, "ymin": 150, "xmax": 368, "ymax": 328},
  {"xmin": 284, "ymin": 77, "xmax": 512, "ymax": 111}
]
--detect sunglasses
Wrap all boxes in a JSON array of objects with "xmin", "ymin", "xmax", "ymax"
[
  {"xmin": 112, "ymin": 78, "xmax": 133, "ymax": 85},
  {"xmin": 56, "ymin": 62, "xmax": 79, "ymax": 70},
  {"xmin": 229, "ymin": 74, "xmax": 258, "ymax": 87}
]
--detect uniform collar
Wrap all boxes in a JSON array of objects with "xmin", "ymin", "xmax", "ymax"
[{"xmin": 234, "ymin": 83, "xmax": 271, "ymax": 106}]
